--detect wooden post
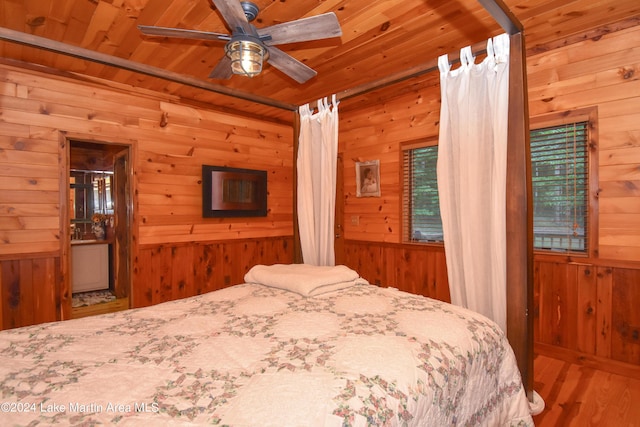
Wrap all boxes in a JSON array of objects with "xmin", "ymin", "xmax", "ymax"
[
  {"xmin": 477, "ymin": 0, "xmax": 533, "ymax": 400},
  {"xmin": 292, "ymin": 111, "xmax": 303, "ymax": 264},
  {"xmin": 505, "ymin": 31, "xmax": 534, "ymax": 400}
]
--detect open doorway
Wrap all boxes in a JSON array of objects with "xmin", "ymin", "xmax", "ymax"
[{"xmin": 68, "ymin": 139, "xmax": 132, "ymax": 318}]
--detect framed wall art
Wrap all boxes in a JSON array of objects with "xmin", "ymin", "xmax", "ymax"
[
  {"xmin": 355, "ymin": 160, "xmax": 380, "ymax": 197},
  {"xmin": 202, "ymin": 165, "xmax": 267, "ymax": 217}
]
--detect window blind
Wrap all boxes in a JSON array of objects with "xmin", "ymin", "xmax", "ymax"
[
  {"xmin": 402, "ymin": 145, "xmax": 443, "ymax": 242},
  {"xmin": 530, "ymin": 121, "xmax": 589, "ymax": 253}
]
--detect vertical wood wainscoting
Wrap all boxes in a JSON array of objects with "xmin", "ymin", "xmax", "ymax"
[
  {"xmin": 0, "ymin": 238, "xmax": 293, "ymax": 330},
  {"xmin": 0, "ymin": 254, "xmax": 63, "ymax": 330},
  {"xmin": 344, "ymin": 241, "xmax": 640, "ymax": 378},
  {"xmin": 343, "ymin": 241, "xmax": 450, "ymax": 303},
  {"xmin": 535, "ymin": 260, "xmax": 640, "ymax": 377},
  {"xmin": 133, "ymin": 237, "xmax": 294, "ymax": 308}
]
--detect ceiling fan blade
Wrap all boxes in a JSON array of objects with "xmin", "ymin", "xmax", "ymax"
[
  {"xmin": 208, "ymin": 54, "xmax": 233, "ymax": 79},
  {"xmin": 211, "ymin": 0, "xmax": 252, "ymax": 33},
  {"xmin": 138, "ymin": 25, "xmax": 230, "ymax": 42},
  {"xmin": 258, "ymin": 12, "xmax": 342, "ymax": 45},
  {"xmin": 266, "ymin": 46, "xmax": 317, "ymax": 84}
]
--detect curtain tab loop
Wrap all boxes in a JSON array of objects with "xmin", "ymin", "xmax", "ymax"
[
  {"xmin": 438, "ymin": 54, "xmax": 450, "ymax": 74},
  {"xmin": 299, "ymin": 103, "xmax": 311, "ymax": 118},
  {"xmin": 460, "ymin": 46, "xmax": 474, "ymax": 67},
  {"xmin": 487, "ymin": 37, "xmax": 495, "ymax": 60},
  {"xmin": 493, "ymin": 33, "xmax": 510, "ymax": 64}
]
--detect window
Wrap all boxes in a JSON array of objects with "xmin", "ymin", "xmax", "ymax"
[
  {"xmin": 402, "ymin": 109, "xmax": 596, "ymax": 253},
  {"xmin": 402, "ymin": 141, "xmax": 443, "ymax": 243},
  {"xmin": 530, "ymin": 120, "xmax": 590, "ymax": 253}
]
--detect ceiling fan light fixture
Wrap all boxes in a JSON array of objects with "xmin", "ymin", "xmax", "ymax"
[
  {"xmin": 225, "ymin": 39, "xmax": 267, "ymax": 78},
  {"xmin": 139, "ymin": 0, "xmax": 342, "ymax": 83}
]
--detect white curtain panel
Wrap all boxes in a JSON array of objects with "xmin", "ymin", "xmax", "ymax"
[
  {"xmin": 297, "ymin": 95, "xmax": 339, "ymax": 266},
  {"xmin": 437, "ymin": 34, "xmax": 510, "ymax": 331}
]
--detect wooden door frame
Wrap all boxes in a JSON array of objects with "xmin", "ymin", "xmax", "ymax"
[
  {"xmin": 61, "ymin": 132, "xmax": 135, "ymax": 319},
  {"xmin": 112, "ymin": 150, "xmax": 132, "ymax": 300}
]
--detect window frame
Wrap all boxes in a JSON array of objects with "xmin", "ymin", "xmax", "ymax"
[
  {"xmin": 399, "ymin": 108, "xmax": 598, "ymax": 257},
  {"xmin": 401, "ymin": 138, "xmax": 444, "ymax": 246},
  {"xmin": 529, "ymin": 107, "xmax": 598, "ymax": 259}
]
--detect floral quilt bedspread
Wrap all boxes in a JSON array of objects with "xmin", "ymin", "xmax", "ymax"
[{"xmin": 0, "ymin": 283, "xmax": 533, "ymax": 426}]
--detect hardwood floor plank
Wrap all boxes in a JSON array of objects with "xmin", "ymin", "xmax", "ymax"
[{"xmin": 533, "ymin": 354, "xmax": 640, "ymax": 426}]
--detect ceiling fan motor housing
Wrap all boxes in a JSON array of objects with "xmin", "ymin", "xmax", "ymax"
[{"xmin": 241, "ymin": 2, "xmax": 259, "ymax": 22}]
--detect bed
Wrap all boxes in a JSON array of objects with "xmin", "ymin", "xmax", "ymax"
[{"xmin": 0, "ymin": 264, "xmax": 533, "ymax": 426}]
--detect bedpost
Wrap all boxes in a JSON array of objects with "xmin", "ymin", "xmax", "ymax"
[
  {"xmin": 477, "ymin": 0, "xmax": 534, "ymax": 401},
  {"xmin": 505, "ymin": 31, "xmax": 534, "ymax": 401},
  {"xmin": 293, "ymin": 110, "xmax": 303, "ymax": 264}
]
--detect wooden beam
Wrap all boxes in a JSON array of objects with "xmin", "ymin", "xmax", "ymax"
[
  {"xmin": 305, "ymin": 40, "xmax": 489, "ymax": 110},
  {"xmin": 477, "ymin": 0, "xmax": 523, "ymax": 34},
  {"xmin": 302, "ymin": 0, "xmax": 523, "ymax": 110},
  {"xmin": 0, "ymin": 26, "xmax": 297, "ymax": 112}
]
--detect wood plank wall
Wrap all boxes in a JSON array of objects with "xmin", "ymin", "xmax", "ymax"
[
  {"xmin": 0, "ymin": 18, "xmax": 638, "ymax": 376},
  {"xmin": 338, "ymin": 23, "xmax": 640, "ymax": 372},
  {"xmin": 0, "ymin": 63, "xmax": 295, "ymax": 329},
  {"xmin": 527, "ymin": 24, "xmax": 640, "ymax": 262}
]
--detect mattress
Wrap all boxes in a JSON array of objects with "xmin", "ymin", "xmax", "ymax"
[{"xmin": 0, "ymin": 265, "xmax": 533, "ymax": 426}]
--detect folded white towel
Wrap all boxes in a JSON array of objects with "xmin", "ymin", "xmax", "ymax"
[{"xmin": 244, "ymin": 264, "xmax": 368, "ymax": 297}]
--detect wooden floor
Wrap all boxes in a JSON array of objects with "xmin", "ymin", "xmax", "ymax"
[
  {"xmin": 71, "ymin": 297, "xmax": 130, "ymax": 319},
  {"xmin": 532, "ymin": 354, "xmax": 640, "ymax": 426}
]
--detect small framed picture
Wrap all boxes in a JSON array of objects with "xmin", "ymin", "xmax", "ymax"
[{"xmin": 356, "ymin": 160, "xmax": 380, "ymax": 197}]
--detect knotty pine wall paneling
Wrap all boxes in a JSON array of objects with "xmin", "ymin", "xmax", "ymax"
[
  {"xmin": 528, "ymin": 23, "xmax": 640, "ymax": 370},
  {"xmin": 338, "ymin": 23, "xmax": 640, "ymax": 373},
  {"xmin": 340, "ymin": 86, "xmax": 441, "ymax": 244},
  {"xmin": 527, "ymin": 24, "xmax": 640, "ymax": 263},
  {"xmin": 0, "ymin": 63, "xmax": 295, "ymax": 329}
]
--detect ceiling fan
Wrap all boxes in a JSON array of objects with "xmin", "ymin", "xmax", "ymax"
[{"xmin": 138, "ymin": 0, "xmax": 342, "ymax": 84}]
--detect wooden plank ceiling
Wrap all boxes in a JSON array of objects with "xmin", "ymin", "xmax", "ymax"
[{"xmin": 0, "ymin": 0, "xmax": 638, "ymax": 121}]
